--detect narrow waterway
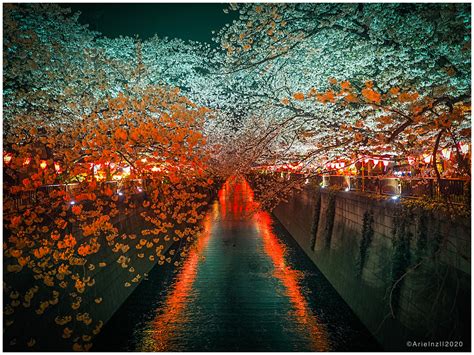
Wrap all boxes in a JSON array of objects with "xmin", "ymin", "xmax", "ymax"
[{"xmin": 93, "ymin": 177, "xmax": 379, "ymax": 351}]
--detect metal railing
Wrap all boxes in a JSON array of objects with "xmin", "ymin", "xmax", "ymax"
[
  {"xmin": 321, "ymin": 174, "xmax": 469, "ymax": 204},
  {"xmin": 8, "ymin": 181, "xmax": 124, "ymax": 210}
]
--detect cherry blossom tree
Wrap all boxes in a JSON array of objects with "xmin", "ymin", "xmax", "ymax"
[
  {"xmin": 2, "ymin": 2, "xmax": 471, "ymax": 350},
  {"xmin": 211, "ymin": 3, "xmax": 471, "ymax": 173}
]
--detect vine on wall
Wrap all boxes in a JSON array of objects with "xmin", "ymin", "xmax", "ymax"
[
  {"xmin": 357, "ymin": 210, "xmax": 374, "ymax": 277},
  {"xmin": 388, "ymin": 201, "xmax": 453, "ymax": 319},
  {"xmin": 309, "ymin": 188, "xmax": 322, "ymax": 251},
  {"xmin": 389, "ymin": 208, "xmax": 413, "ymax": 315},
  {"xmin": 324, "ymin": 190, "xmax": 337, "ymax": 249}
]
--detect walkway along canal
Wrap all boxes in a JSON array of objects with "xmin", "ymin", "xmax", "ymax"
[{"xmin": 93, "ymin": 177, "xmax": 380, "ymax": 351}]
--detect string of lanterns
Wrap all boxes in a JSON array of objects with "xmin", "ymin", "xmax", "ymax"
[
  {"xmin": 2, "ymin": 141, "xmax": 471, "ymax": 176},
  {"xmin": 324, "ymin": 142, "xmax": 470, "ymax": 172}
]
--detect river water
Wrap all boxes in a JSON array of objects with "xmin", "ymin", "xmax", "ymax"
[{"xmin": 93, "ymin": 177, "xmax": 379, "ymax": 351}]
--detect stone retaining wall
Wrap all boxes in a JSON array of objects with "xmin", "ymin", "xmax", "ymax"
[{"xmin": 273, "ymin": 182, "xmax": 470, "ymax": 351}]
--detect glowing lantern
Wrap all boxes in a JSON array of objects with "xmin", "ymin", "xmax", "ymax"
[
  {"xmin": 330, "ymin": 163, "xmax": 335, "ymax": 169},
  {"xmin": 408, "ymin": 157, "xmax": 415, "ymax": 165},
  {"xmin": 151, "ymin": 166, "xmax": 160, "ymax": 172},
  {"xmin": 40, "ymin": 160, "xmax": 47, "ymax": 169},
  {"xmin": 423, "ymin": 154, "xmax": 431, "ymax": 163},
  {"xmin": 141, "ymin": 158, "xmax": 147, "ymax": 163},
  {"xmin": 54, "ymin": 162, "xmax": 61, "ymax": 173},
  {"xmin": 373, "ymin": 159, "xmax": 379, "ymax": 166},
  {"xmin": 4, "ymin": 152, "xmax": 12, "ymax": 165},
  {"xmin": 23, "ymin": 157, "xmax": 31, "ymax": 166},
  {"xmin": 383, "ymin": 160, "xmax": 389, "ymax": 167},
  {"xmin": 441, "ymin": 148, "xmax": 451, "ymax": 160},
  {"xmin": 335, "ymin": 163, "xmax": 340, "ymax": 169},
  {"xmin": 364, "ymin": 158, "xmax": 370, "ymax": 163},
  {"xmin": 340, "ymin": 162, "xmax": 345, "ymax": 168}
]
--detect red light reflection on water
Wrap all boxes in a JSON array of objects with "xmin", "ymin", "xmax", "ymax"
[
  {"xmin": 256, "ymin": 212, "xmax": 329, "ymax": 350},
  {"xmin": 145, "ymin": 176, "xmax": 328, "ymax": 351},
  {"xmin": 218, "ymin": 177, "xmax": 257, "ymax": 221},
  {"xmin": 233, "ymin": 177, "xmax": 329, "ymax": 350},
  {"xmin": 146, "ymin": 211, "xmax": 214, "ymax": 351}
]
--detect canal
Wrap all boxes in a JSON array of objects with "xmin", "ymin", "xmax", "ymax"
[{"xmin": 93, "ymin": 177, "xmax": 380, "ymax": 351}]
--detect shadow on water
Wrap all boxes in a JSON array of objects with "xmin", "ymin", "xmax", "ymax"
[{"xmin": 93, "ymin": 177, "xmax": 381, "ymax": 352}]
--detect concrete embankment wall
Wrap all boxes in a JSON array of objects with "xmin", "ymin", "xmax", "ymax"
[{"xmin": 273, "ymin": 182, "xmax": 471, "ymax": 351}]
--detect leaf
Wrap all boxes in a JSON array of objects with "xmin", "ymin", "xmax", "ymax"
[
  {"xmin": 292, "ymin": 92, "xmax": 305, "ymax": 101},
  {"xmin": 361, "ymin": 87, "xmax": 381, "ymax": 104}
]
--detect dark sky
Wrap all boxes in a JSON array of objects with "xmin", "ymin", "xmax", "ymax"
[{"xmin": 63, "ymin": 3, "xmax": 236, "ymax": 43}]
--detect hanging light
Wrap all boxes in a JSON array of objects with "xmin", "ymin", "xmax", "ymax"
[
  {"xmin": 423, "ymin": 154, "xmax": 431, "ymax": 163},
  {"xmin": 340, "ymin": 162, "xmax": 345, "ymax": 168},
  {"xmin": 383, "ymin": 160, "xmax": 390, "ymax": 167},
  {"xmin": 23, "ymin": 157, "xmax": 31, "ymax": 166},
  {"xmin": 54, "ymin": 162, "xmax": 61, "ymax": 173},
  {"xmin": 441, "ymin": 148, "xmax": 451, "ymax": 160},
  {"xmin": 4, "ymin": 152, "xmax": 12, "ymax": 165},
  {"xmin": 408, "ymin": 157, "xmax": 415, "ymax": 165},
  {"xmin": 364, "ymin": 158, "xmax": 370, "ymax": 163},
  {"xmin": 373, "ymin": 159, "xmax": 379, "ymax": 166},
  {"xmin": 40, "ymin": 160, "xmax": 47, "ymax": 169},
  {"xmin": 335, "ymin": 162, "xmax": 340, "ymax": 169}
]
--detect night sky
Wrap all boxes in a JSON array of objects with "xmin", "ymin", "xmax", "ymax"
[{"xmin": 63, "ymin": 3, "xmax": 236, "ymax": 43}]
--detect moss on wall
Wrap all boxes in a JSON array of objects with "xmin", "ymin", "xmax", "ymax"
[
  {"xmin": 310, "ymin": 188, "xmax": 321, "ymax": 251},
  {"xmin": 357, "ymin": 210, "xmax": 374, "ymax": 277},
  {"xmin": 324, "ymin": 190, "xmax": 336, "ymax": 249}
]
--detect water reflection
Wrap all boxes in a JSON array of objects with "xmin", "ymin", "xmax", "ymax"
[
  {"xmin": 137, "ymin": 213, "xmax": 214, "ymax": 351},
  {"xmin": 133, "ymin": 176, "xmax": 330, "ymax": 351},
  {"xmin": 256, "ymin": 213, "xmax": 329, "ymax": 350},
  {"xmin": 225, "ymin": 177, "xmax": 329, "ymax": 350}
]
